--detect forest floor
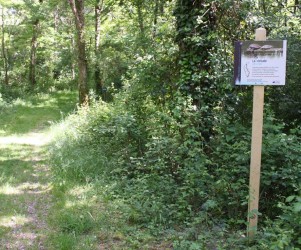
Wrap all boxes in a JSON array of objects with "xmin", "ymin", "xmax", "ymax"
[{"xmin": 0, "ymin": 92, "xmax": 77, "ymax": 249}]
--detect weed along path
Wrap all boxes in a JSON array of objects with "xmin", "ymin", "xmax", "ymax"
[{"xmin": 0, "ymin": 92, "xmax": 77, "ymax": 249}]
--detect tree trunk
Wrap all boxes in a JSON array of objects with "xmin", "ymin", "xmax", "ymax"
[
  {"xmin": 68, "ymin": 0, "xmax": 89, "ymax": 105},
  {"xmin": 152, "ymin": 0, "xmax": 159, "ymax": 37},
  {"xmin": 95, "ymin": 0, "xmax": 104, "ymax": 97},
  {"xmin": 159, "ymin": 0, "xmax": 164, "ymax": 14},
  {"xmin": 175, "ymin": 0, "xmax": 217, "ymax": 105},
  {"xmin": 294, "ymin": 0, "xmax": 299, "ymax": 14},
  {"xmin": 29, "ymin": 0, "xmax": 43, "ymax": 87},
  {"xmin": 95, "ymin": 1, "xmax": 102, "ymax": 50},
  {"xmin": 29, "ymin": 19, "xmax": 39, "ymax": 86},
  {"xmin": 174, "ymin": 0, "xmax": 218, "ymax": 141},
  {"xmin": 54, "ymin": 6, "xmax": 59, "ymax": 31},
  {"xmin": 285, "ymin": 0, "xmax": 287, "ymax": 26},
  {"xmin": 136, "ymin": 1, "xmax": 145, "ymax": 37},
  {"xmin": 1, "ymin": 7, "xmax": 9, "ymax": 85},
  {"xmin": 262, "ymin": 0, "xmax": 267, "ymax": 15},
  {"xmin": 70, "ymin": 31, "xmax": 76, "ymax": 80},
  {"xmin": 134, "ymin": 0, "xmax": 146, "ymax": 51}
]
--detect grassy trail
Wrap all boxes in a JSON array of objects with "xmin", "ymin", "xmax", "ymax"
[
  {"xmin": 0, "ymin": 92, "xmax": 172, "ymax": 249},
  {"xmin": 0, "ymin": 92, "xmax": 77, "ymax": 249}
]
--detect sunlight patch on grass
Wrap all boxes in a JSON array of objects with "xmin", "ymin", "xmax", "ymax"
[
  {"xmin": 18, "ymin": 182, "xmax": 52, "ymax": 194},
  {"xmin": 0, "ymin": 183, "xmax": 22, "ymax": 195},
  {"xmin": 0, "ymin": 132, "xmax": 51, "ymax": 146},
  {"xmin": 0, "ymin": 215, "xmax": 31, "ymax": 228},
  {"xmin": 0, "ymin": 182, "xmax": 51, "ymax": 195},
  {"xmin": 65, "ymin": 197, "xmax": 97, "ymax": 209},
  {"xmin": 67, "ymin": 185, "xmax": 93, "ymax": 197},
  {"xmin": 64, "ymin": 185, "xmax": 97, "ymax": 209},
  {"xmin": 12, "ymin": 98, "xmax": 34, "ymax": 107}
]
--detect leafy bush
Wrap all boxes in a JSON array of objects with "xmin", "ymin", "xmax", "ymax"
[
  {"xmin": 256, "ymin": 190, "xmax": 301, "ymax": 249},
  {"xmin": 209, "ymin": 111, "xmax": 301, "ymax": 222}
]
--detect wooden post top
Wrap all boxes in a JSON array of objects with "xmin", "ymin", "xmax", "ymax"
[{"xmin": 255, "ymin": 28, "xmax": 266, "ymax": 41}]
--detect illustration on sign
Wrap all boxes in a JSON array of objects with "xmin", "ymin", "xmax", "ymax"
[{"xmin": 234, "ymin": 40, "xmax": 287, "ymax": 86}]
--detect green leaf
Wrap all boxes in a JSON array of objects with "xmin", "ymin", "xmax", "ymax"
[
  {"xmin": 293, "ymin": 202, "xmax": 301, "ymax": 212},
  {"xmin": 286, "ymin": 196, "xmax": 295, "ymax": 203}
]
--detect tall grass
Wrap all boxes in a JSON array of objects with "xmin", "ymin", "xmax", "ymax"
[{"xmin": 48, "ymin": 98, "xmax": 174, "ymax": 249}]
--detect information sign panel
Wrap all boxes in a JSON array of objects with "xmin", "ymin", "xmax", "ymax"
[{"xmin": 234, "ymin": 40, "xmax": 287, "ymax": 86}]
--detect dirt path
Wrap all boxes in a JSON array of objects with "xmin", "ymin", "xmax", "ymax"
[
  {"xmin": 0, "ymin": 92, "xmax": 77, "ymax": 249},
  {"xmin": 0, "ymin": 130, "xmax": 53, "ymax": 249}
]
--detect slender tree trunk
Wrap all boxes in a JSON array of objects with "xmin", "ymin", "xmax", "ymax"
[
  {"xmin": 294, "ymin": 0, "xmax": 299, "ymax": 14},
  {"xmin": 95, "ymin": 1, "xmax": 102, "ymax": 49},
  {"xmin": 94, "ymin": 0, "xmax": 103, "ymax": 97},
  {"xmin": 1, "ymin": 7, "xmax": 9, "ymax": 85},
  {"xmin": 152, "ymin": 0, "xmax": 159, "ymax": 37},
  {"xmin": 29, "ymin": 0, "xmax": 43, "ymax": 86},
  {"xmin": 136, "ymin": 1, "xmax": 145, "ymax": 37},
  {"xmin": 284, "ymin": 0, "xmax": 288, "ymax": 27},
  {"xmin": 71, "ymin": 63, "xmax": 75, "ymax": 80},
  {"xmin": 71, "ymin": 38, "xmax": 76, "ymax": 81},
  {"xmin": 68, "ymin": 0, "xmax": 89, "ymax": 105},
  {"xmin": 262, "ymin": 0, "xmax": 267, "ymax": 15},
  {"xmin": 135, "ymin": 0, "xmax": 146, "ymax": 51},
  {"xmin": 54, "ymin": 6, "xmax": 59, "ymax": 31},
  {"xmin": 29, "ymin": 19, "xmax": 39, "ymax": 86},
  {"xmin": 159, "ymin": 0, "xmax": 164, "ymax": 15}
]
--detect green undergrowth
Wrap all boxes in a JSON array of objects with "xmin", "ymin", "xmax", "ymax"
[
  {"xmin": 48, "ymin": 101, "xmax": 174, "ymax": 249},
  {"xmin": 48, "ymin": 94, "xmax": 301, "ymax": 249}
]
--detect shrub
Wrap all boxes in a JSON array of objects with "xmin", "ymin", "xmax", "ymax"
[
  {"xmin": 208, "ymin": 111, "xmax": 301, "ymax": 223},
  {"xmin": 255, "ymin": 189, "xmax": 301, "ymax": 249}
]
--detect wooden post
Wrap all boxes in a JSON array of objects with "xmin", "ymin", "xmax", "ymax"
[{"xmin": 247, "ymin": 27, "xmax": 266, "ymax": 239}]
